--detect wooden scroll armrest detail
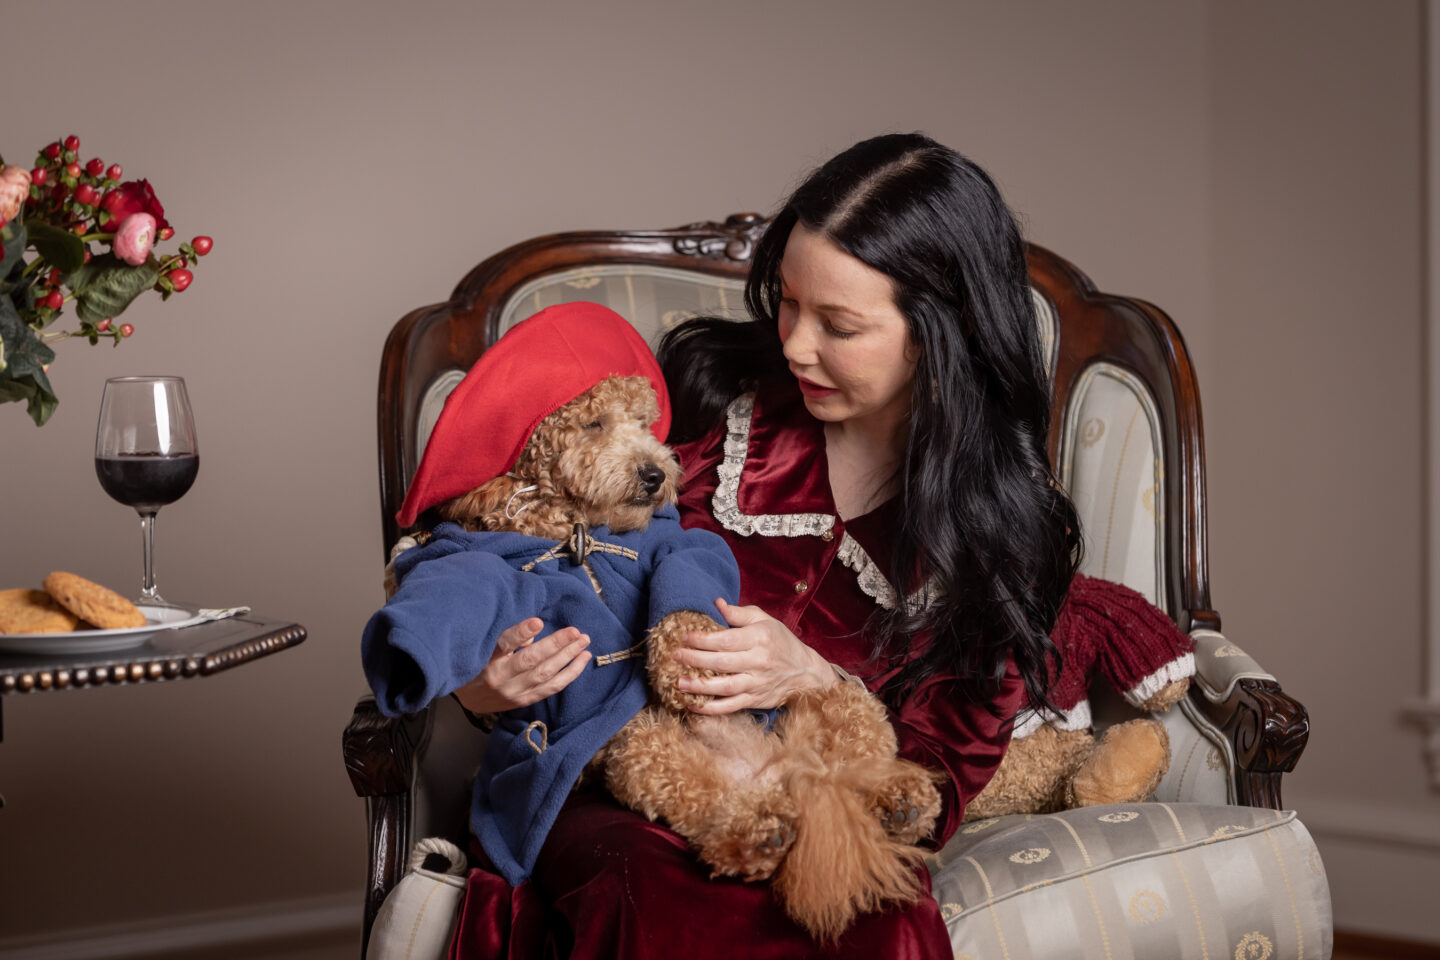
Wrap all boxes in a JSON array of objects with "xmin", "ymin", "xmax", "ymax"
[
  {"xmin": 1194, "ymin": 678, "xmax": 1310, "ymax": 810},
  {"xmin": 343, "ymin": 696, "xmax": 419, "ymax": 957}
]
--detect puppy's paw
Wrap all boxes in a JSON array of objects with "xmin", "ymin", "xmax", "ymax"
[
  {"xmin": 865, "ymin": 763, "xmax": 942, "ymax": 846},
  {"xmin": 647, "ymin": 609, "xmax": 723, "ymax": 713},
  {"xmin": 696, "ymin": 788, "xmax": 798, "ymax": 882}
]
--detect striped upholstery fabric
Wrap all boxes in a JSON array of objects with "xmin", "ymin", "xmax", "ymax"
[
  {"xmin": 1057, "ymin": 363, "xmax": 1165, "ymax": 607},
  {"xmin": 929, "ymin": 805, "xmax": 1332, "ymax": 960}
]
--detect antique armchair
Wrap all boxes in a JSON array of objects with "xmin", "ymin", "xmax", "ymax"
[{"xmin": 344, "ymin": 213, "xmax": 1333, "ymax": 959}]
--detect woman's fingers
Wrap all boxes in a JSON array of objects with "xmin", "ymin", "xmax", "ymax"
[
  {"xmin": 679, "ymin": 671, "xmax": 752, "ymax": 698},
  {"xmin": 714, "ymin": 598, "xmax": 769, "ymax": 628},
  {"xmin": 674, "ymin": 646, "xmax": 753, "ymax": 674},
  {"xmin": 495, "ymin": 617, "xmax": 544, "ymax": 655},
  {"xmin": 686, "ymin": 692, "xmax": 753, "ymax": 715},
  {"xmin": 526, "ymin": 647, "xmax": 592, "ymax": 699},
  {"xmin": 521, "ymin": 632, "xmax": 591, "ymax": 686},
  {"xmin": 681, "ymin": 623, "xmax": 756, "ymax": 652},
  {"xmin": 509, "ymin": 627, "xmax": 585, "ymax": 675}
]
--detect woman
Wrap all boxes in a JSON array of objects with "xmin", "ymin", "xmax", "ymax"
[{"xmin": 446, "ymin": 133, "xmax": 1079, "ymax": 957}]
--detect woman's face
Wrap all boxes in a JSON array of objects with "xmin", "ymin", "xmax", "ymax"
[{"xmin": 776, "ymin": 225, "xmax": 917, "ymax": 433}]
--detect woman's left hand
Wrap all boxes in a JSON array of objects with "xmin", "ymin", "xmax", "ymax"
[{"xmin": 672, "ymin": 598, "xmax": 837, "ymax": 713}]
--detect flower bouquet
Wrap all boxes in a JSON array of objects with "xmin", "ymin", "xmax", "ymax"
[{"xmin": 0, "ymin": 134, "xmax": 211, "ymax": 426}]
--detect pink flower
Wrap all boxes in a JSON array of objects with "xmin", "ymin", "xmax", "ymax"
[
  {"xmin": 0, "ymin": 165, "xmax": 32, "ymax": 222},
  {"xmin": 113, "ymin": 212, "xmax": 157, "ymax": 266},
  {"xmin": 99, "ymin": 179, "xmax": 169, "ymax": 235}
]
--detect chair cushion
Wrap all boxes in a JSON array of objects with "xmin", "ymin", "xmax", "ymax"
[{"xmin": 928, "ymin": 803, "xmax": 1332, "ymax": 960}]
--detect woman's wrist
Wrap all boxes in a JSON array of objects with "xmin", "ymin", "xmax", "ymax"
[{"xmin": 805, "ymin": 650, "xmax": 843, "ymax": 692}]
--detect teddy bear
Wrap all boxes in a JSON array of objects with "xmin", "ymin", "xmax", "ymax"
[
  {"xmin": 963, "ymin": 573, "xmax": 1196, "ymax": 820},
  {"xmin": 365, "ymin": 301, "xmax": 940, "ymax": 942}
]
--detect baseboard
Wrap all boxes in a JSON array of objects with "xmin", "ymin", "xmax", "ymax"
[
  {"xmin": 1335, "ymin": 929, "xmax": 1440, "ymax": 959},
  {"xmin": 0, "ymin": 891, "xmax": 358, "ymax": 960}
]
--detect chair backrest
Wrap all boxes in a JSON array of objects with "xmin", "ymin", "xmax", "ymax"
[
  {"xmin": 377, "ymin": 214, "xmax": 1236, "ymax": 842},
  {"xmin": 378, "ymin": 212, "xmax": 1217, "ymax": 633}
]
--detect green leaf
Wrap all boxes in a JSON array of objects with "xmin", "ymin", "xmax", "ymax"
[
  {"xmin": 0, "ymin": 221, "xmax": 25, "ymax": 287},
  {"xmin": 25, "ymin": 221, "xmax": 86, "ymax": 274},
  {"xmin": 65, "ymin": 253, "xmax": 159, "ymax": 324},
  {"xmin": 0, "ymin": 299, "xmax": 58, "ymax": 425}
]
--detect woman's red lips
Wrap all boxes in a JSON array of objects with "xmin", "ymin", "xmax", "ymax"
[{"xmin": 795, "ymin": 376, "xmax": 837, "ymax": 397}]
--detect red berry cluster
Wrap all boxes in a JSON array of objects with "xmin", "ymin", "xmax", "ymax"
[
  {"xmin": 28, "ymin": 134, "xmax": 122, "ymax": 237},
  {"xmin": 22, "ymin": 134, "xmax": 214, "ymax": 344}
]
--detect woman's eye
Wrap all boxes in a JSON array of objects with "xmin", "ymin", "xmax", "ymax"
[{"xmin": 825, "ymin": 322, "xmax": 856, "ymax": 339}]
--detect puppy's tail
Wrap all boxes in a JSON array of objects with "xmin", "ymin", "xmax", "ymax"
[{"xmin": 771, "ymin": 763, "xmax": 927, "ymax": 943}]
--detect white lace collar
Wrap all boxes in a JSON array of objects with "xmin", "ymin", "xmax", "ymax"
[{"xmin": 711, "ymin": 393, "xmax": 935, "ymax": 613}]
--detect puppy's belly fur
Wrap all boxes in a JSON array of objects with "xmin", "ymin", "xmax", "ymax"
[{"xmin": 691, "ymin": 715, "xmax": 785, "ymax": 785}]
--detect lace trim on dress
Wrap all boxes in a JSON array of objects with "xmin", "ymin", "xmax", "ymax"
[
  {"xmin": 713, "ymin": 394, "xmax": 835, "ymax": 539},
  {"xmin": 836, "ymin": 532, "xmax": 939, "ymax": 614},
  {"xmin": 714, "ymin": 394, "xmax": 937, "ymax": 614}
]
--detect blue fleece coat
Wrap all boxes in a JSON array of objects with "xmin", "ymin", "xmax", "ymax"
[{"xmin": 361, "ymin": 505, "xmax": 741, "ymax": 885}]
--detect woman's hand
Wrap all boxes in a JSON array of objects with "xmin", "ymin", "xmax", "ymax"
[
  {"xmin": 672, "ymin": 599, "xmax": 836, "ymax": 713},
  {"xmin": 452, "ymin": 618, "xmax": 591, "ymax": 714}
]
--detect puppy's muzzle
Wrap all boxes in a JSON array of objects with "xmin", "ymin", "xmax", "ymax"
[{"xmin": 637, "ymin": 463, "xmax": 666, "ymax": 496}]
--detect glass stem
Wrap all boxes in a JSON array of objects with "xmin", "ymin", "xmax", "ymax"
[{"xmin": 138, "ymin": 510, "xmax": 161, "ymax": 604}]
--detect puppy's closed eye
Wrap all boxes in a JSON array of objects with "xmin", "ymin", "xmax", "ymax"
[{"xmin": 584, "ymin": 420, "xmax": 603, "ymax": 431}]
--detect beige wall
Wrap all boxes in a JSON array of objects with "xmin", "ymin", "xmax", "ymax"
[{"xmin": 0, "ymin": 0, "xmax": 1429, "ymax": 950}]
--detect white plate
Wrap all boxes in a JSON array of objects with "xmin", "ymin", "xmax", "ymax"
[{"xmin": 0, "ymin": 605, "xmax": 206, "ymax": 655}]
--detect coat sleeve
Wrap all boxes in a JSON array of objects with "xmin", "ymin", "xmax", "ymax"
[
  {"xmin": 644, "ymin": 522, "xmax": 742, "ymax": 628},
  {"xmin": 361, "ymin": 549, "xmax": 551, "ymax": 716}
]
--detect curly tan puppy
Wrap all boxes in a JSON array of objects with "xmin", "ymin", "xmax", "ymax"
[{"xmin": 437, "ymin": 375, "xmax": 940, "ymax": 941}]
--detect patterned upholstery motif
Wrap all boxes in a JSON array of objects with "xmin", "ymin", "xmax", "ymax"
[
  {"xmin": 1191, "ymin": 629, "xmax": 1277, "ymax": 702},
  {"xmin": 929, "ymin": 804, "xmax": 1332, "ymax": 960},
  {"xmin": 1152, "ymin": 694, "xmax": 1235, "ymax": 806},
  {"xmin": 1058, "ymin": 363, "xmax": 1165, "ymax": 607}
]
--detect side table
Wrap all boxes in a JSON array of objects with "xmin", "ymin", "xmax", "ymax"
[{"xmin": 0, "ymin": 612, "xmax": 307, "ymax": 758}]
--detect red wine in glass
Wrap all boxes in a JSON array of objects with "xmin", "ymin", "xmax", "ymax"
[
  {"xmin": 95, "ymin": 453, "xmax": 199, "ymax": 512},
  {"xmin": 95, "ymin": 377, "xmax": 199, "ymax": 606}
]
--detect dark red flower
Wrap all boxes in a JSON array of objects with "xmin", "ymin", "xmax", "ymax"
[{"xmin": 99, "ymin": 179, "xmax": 169, "ymax": 235}]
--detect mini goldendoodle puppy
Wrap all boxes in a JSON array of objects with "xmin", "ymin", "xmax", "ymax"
[{"xmin": 438, "ymin": 373, "xmax": 942, "ymax": 941}]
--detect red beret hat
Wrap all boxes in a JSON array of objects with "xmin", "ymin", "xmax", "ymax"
[{"xmin": 396, "ymin": 301, "xmax": 671, "ymax": 528}]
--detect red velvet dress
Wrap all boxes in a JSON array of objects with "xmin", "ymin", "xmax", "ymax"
[{"xmin": 448, "ymin": 380, "xmax": 1023, "ymax": 959}]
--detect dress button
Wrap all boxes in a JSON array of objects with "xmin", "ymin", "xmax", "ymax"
[
  {"xmin": 793, "ymin": 580, "xmax": 809, "ymax": 594},
  {"xmin": 821, "ymin": 529, "xmax": 834, "ymax": 542}
]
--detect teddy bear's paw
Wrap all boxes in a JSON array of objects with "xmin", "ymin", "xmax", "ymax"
[{"xmin": 866, "ymin": 764, "xmax": 942, "ymax": 845}]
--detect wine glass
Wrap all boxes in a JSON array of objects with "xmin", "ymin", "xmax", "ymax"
[{"xmin": 95, "ymin": 376, "xmax": 200, "ymax": 607}]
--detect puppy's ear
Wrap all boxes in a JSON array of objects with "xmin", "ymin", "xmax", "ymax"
[{"xmin": 437, "ymin": 475, "xmax": 520, "ymax": 531}]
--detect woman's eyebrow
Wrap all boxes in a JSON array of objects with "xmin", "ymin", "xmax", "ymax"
[{"xmin": 777, "ymin": 269, "xmax": 867, "ymax": 320}]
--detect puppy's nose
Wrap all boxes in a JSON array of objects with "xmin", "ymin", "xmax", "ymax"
[{"xmin": 638, "ymin": 463, "xmax": 665, "ymax": 495}]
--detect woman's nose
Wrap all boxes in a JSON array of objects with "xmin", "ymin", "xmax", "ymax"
[{"xmin": 781, "ymin": 316, "xmax": 817, "ymax": 364}]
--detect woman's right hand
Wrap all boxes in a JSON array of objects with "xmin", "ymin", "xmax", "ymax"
[{"xmin": 452, "ymin": 619, "xmax": 591, "ymax": 713}]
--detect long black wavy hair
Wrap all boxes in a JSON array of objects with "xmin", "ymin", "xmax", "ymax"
[{"xmin": 658, "ymin": 133, "xmax": 1081, "ymax": 714}]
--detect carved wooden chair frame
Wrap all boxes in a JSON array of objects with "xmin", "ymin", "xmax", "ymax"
[{"xmin": 343, "ymin": 213, "xmax": 1309, "ymax": 952}]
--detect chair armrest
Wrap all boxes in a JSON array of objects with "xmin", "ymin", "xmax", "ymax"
[
  {"xmin": 1186, "ymin": 630, "xmax": 1310, "ymax": 810},
  {"xmin": 343, "ymin": 694, "xmax": 424, "ymax": 957}
]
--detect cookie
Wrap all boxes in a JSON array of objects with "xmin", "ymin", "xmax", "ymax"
[
  {"xmin": 0, "ymin": 588, "xmax": 82, "ymax": 635},
  {"xmin": 43, "ymin": 571, "xmax": 147, "ymax": 630}
]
